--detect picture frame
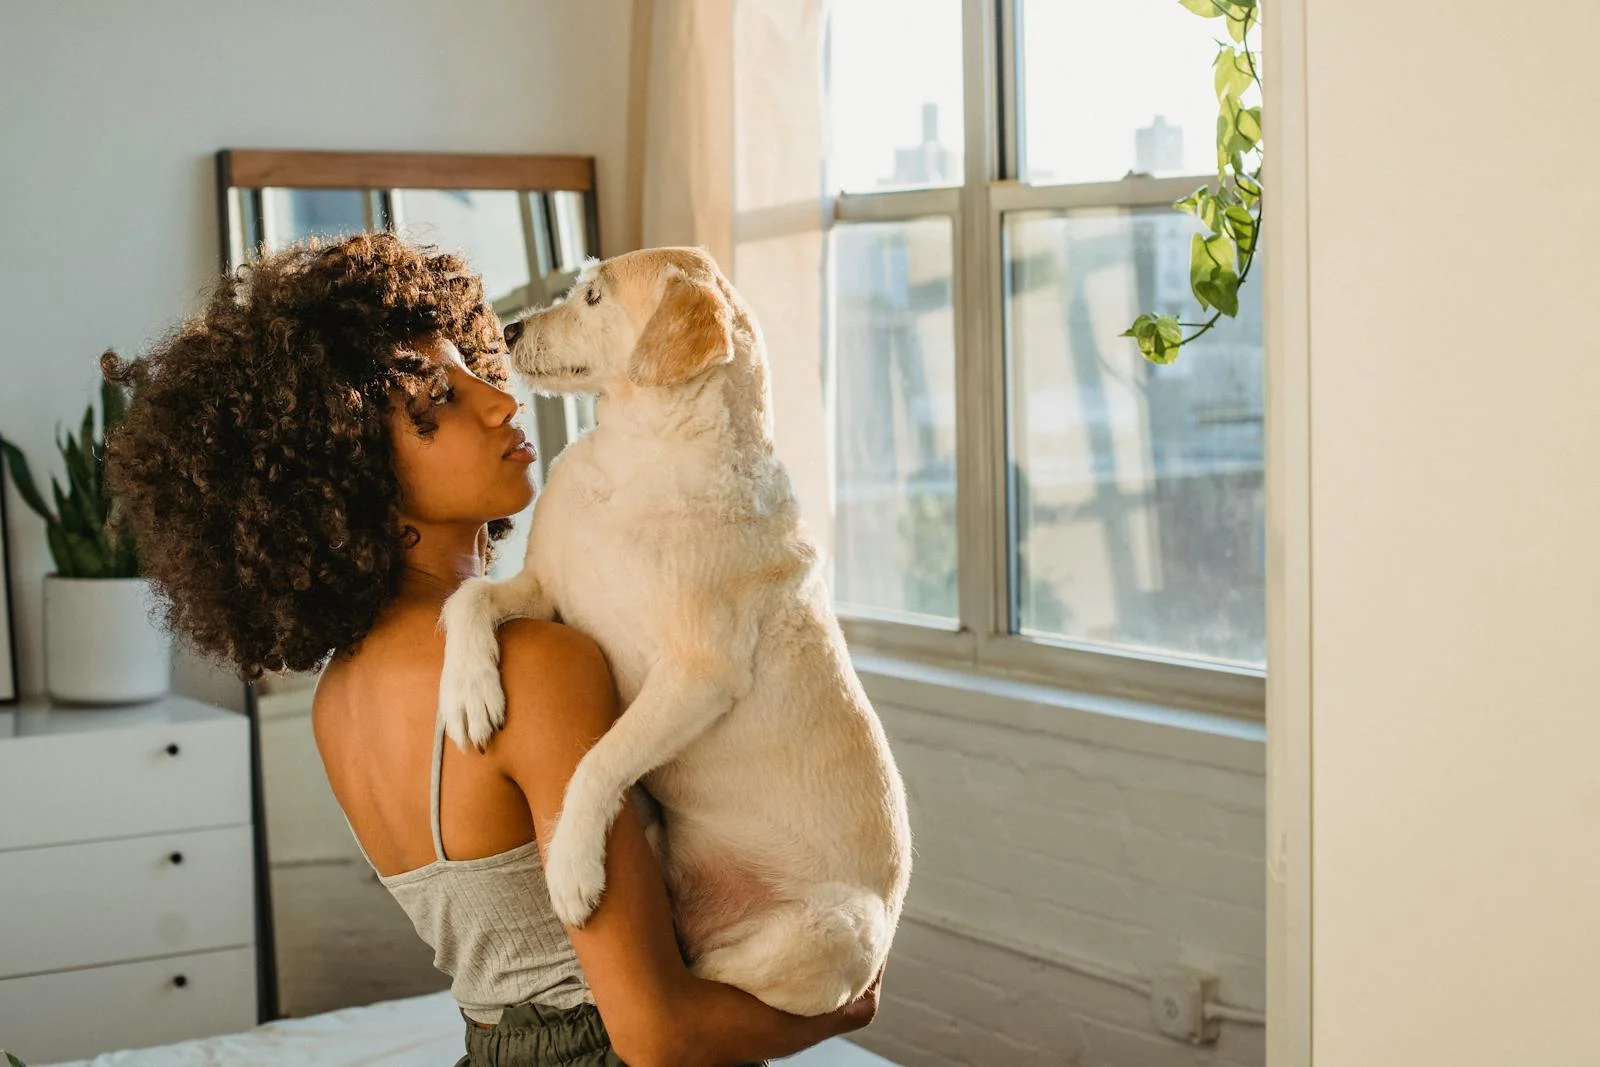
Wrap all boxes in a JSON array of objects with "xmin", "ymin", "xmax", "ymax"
[{"xmin": 0, "ymin": 435, "xmax": 19, "ymax": 704}]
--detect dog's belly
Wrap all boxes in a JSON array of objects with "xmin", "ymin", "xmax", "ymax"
[{"xmin": 663, "ymin": 844, "xmax": 779, "ymax": 957}]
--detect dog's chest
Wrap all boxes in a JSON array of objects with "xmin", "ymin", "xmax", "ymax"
[{"xmin": 534, "ymin": 463, "xmax": 695, "ymax": 696}]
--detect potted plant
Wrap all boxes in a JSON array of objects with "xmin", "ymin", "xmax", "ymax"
[{"xmin": 0, "ymin": 367, "xmax": 170, "ymax": 704}]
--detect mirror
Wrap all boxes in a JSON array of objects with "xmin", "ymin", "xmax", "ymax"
[
  {"xmin": 217, "ymin": 149, "xmax": 601, "ymax": 488},
  {"xmin": 215, "ymin": 149, "xmax": 601, "ymax": 1019}
]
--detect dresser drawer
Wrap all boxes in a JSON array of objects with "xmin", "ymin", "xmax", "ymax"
[
  {"xmin": 0, "ymin": 826, "xmax": 254, "ymax": 978},
  {"xmin": 0, "ymin": 709, "xmax": 249, "ymax": 851},
  {"xmin": 0, "ymin": 946, "xmax": 256, "ymax": 1065}
]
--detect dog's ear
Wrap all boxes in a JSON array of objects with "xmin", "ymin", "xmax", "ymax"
[{"xmin": 628, "ymin": 268, "xmax": 734, "ymax": 388}]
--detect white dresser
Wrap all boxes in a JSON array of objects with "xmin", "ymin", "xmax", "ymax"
[{"xmin": 0, "ymin": 696, "xmax": 258, "ymax": 1064}]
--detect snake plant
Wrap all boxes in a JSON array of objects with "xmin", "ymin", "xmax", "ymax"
[{"xmin": 1, "ymin": 373, "xmax": 139, "ymax": 578}]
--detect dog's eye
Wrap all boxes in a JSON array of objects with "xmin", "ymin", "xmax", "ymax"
[{"xmin": 585, "ymin": 287, "xmax": 601, "ymax": 307}]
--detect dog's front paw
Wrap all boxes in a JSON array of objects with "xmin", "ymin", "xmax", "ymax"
[
  {"xmin": 438, "ymin": 657, "xmax": 505, "ymax": 754},
  {"xmin": 438, "ymin": 578, "xmax": 509, "ymax": 752},
  {"xmin": 543, "ymin": 802, "xmax": 610, "ymax": 927}
]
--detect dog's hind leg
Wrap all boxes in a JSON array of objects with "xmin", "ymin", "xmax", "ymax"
[
  {"xmin": 437, "ymin": 569, "xmax": 554, "ymax": 752},
  {"xmin": 688, "ymin": 883, "xmax": 892, "ymax": 1016}
]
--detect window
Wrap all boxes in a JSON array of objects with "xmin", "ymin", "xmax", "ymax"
[{"xmin": 825, "ymin": 0, "xmax": 1264, "ymax": 715}]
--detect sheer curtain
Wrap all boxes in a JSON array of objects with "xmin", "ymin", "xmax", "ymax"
[{"xmin": 626, "ymin": 0, "xmax": 832, "ymax": 549}]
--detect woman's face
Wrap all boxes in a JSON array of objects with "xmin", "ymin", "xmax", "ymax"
[{"xmin": 388, "ymin": 335, "xmax": 535, "ymax": 535}]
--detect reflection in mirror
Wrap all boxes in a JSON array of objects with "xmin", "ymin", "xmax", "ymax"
[{"xmin": 214, "ymin": 150, "xmax": 600, "ymax": 1020}]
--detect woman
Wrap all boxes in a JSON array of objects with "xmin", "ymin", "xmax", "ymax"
[{"xmin": 105, "ymin": 232, "xmax": 879, "ymax": 1067}]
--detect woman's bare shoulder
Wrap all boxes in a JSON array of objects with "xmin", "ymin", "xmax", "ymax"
[{"xmin": 490, "ymin": 620, "xmax": 618, "ymax": 763}]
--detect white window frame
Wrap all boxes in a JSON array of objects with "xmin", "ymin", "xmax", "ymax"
[{"xmin": 831, "ymin": 0, "xmax": 1266, "ymax": 720}]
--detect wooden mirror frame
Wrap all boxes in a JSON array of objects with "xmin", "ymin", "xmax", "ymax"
[{"xmin": 213, "ymin": 148, "xmax": 599, "ymax": 274}]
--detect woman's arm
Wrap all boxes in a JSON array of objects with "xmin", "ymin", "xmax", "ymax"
[{"xmin": 489, "ymin": 619, "xmax": 877, "ymax": 1067}]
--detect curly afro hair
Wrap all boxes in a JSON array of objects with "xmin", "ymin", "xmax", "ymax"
[{"xmin": 105, "ymin": 231, "xmax": 512, "ymax": 679}]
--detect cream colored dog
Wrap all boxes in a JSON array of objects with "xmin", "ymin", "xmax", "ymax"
[{"xmin": 436, "ymin": 247, "xmax": 912, "ymax": 1015}]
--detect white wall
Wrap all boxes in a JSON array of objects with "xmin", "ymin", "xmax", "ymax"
[
  {"xmin": 0, "ymin": 0, "xmax": 632, "ymax": 698},
  {"xmin": 856, "ymin": 662, "xmax": 1266, "ymax": 1067},
  {"xmin": 1295, "ymin": 1, "xmax": 1600, "ymax": 1063}
]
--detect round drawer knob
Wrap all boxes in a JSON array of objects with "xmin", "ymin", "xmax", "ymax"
[
  {"xmin": 165, "ymin": 743, "xmax": 181, "ymax": 757},
  {"xmin": 168, "ymin": 851, "xmax": 184, "ymax": 865},
  {"xmin": 172, "ymin": 974, "xmax": 188, "ymax": 988}
]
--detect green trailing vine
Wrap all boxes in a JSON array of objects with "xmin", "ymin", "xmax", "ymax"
[{"xmin": 1124, "ymin": 0, "xmax": 1262, "ymax": 364}]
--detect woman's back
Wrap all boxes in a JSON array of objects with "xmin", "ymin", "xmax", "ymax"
[{"xmin": 314, "ymin": 599, "xmax": 590, "ymax": 1023}]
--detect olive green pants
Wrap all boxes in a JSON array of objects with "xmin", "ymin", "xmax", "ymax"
[
  {"xmin": 456, "ymin": 1002, "xmax": 623, "ymax": 1067},
  {"xmin": 454, "ymin": 1000, "xmax": 767, "ymax": 1067}
]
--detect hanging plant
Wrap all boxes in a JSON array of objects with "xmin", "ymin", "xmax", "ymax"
[{"xmin": 1124, "ymin": 0, "xmax": 1262, "ymax": 364}]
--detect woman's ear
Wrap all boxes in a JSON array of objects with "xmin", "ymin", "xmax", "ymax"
[{"xmin": 627, "ymin": 270, "xmax": 735, "ymax": 388}]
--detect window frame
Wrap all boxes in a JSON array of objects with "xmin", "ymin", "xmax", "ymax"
[{"xmin": 829, "ymin": 0, "xmax": 1266, "ymax": 720}]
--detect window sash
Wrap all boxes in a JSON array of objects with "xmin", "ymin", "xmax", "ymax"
[{"xmin": 828, "ymin": 0, "xmax": 1264, "ymax": 720}]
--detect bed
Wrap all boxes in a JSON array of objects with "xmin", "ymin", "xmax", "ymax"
[{"xmin": 39, "ymin": 990, "xmax": 895, "ymax": 1067}]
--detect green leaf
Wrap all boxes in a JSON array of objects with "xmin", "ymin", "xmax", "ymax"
[
  {"xmin": 45, "ymin": 521, "xmax": 74, "ymax": 576},
  {"xmin": 79, "ymin": 405, "xmax": 95, "ymax": 472},
  {"xmin": 1214, "ymin": 47, "xmax": 1254, "ymax": 101},
  {"xmin": 1224, "ymin": 204, "xmax": 1258, "ymax": 254},
  {"xmin": 1204, "ymin": 232, "xmax": 1237, "ymax": 273},
  {"xmin": 1122, "ymin": 313, "xmax": 1160, "ymax": 340},
  {"xmin": 51, "ymin": 477, "xmax": 85, "ymax": 539},
  {"xmin": 1190, "ymin": 232, "xmax": 1216, "ymax": 310},
  {"xmin": 5, "ymin": 1048, "xmax": 32, "ymax": 1067},
  {"xmin": 1175, "ymin": 186, "xmax": 1222, "ymax": 230},
  {"xmin": 1226, "ymin": 5, "xmax": 1256, "ymax": 42},
  {"xmin": 1237, "ymin": 106, "xmax": 1262, "ymax": 148},
  {"xmin": 61, "ymin": 433, "xmax": 103, "ymax": 529},
  {"xmin": 1, "ymin": 437, "xmax": 54, "ymax": 521},
  {"xmin": 1236, "ymin": 172, "xmax": 1262, "ymax": 208},
  {"xmin": 62, "ymin": 528, "xmax": 104, "ymax": 578},
  {"xmin": 1143, "ymin": 315, "xmax": 1185, "ymax": 365},
  {"xmin": 1179, "ymin": 0, "xmax": 1225, "ymax": 16},
  {"xmin": 1217, "ymin": 108, "xmax": 1238, "ymax": 172},
  {"xmin": 1197, "ymin": 270, "xmax": 1242, "ymax": 317}
]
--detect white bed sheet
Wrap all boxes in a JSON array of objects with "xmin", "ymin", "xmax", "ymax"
[
  {"xmin": 44, "ymin": 992, "xmax": 465, "ymax": 1067},
  {"xmin": 42, "ymin": 991, "xmax": 895, "ymax": 1067}
]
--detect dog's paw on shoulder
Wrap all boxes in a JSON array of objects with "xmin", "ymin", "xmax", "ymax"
[{"xmin": 438, "ymin": 662, "xmax": 507, "ymax": 753}]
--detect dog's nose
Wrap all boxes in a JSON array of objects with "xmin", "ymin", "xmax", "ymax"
[{"xmin": 503, "ymin": 319, "xmax": 526, "ymax": 348}]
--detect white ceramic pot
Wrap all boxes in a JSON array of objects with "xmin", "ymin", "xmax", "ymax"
[{"xmin": 43, "ymin": 576, "xmax": 172, "ymax": 704}]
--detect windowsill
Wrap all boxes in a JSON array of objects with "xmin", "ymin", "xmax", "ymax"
[{"xmin": 849, "ymin": 649, "xmax": 1265, "ymax": 773}]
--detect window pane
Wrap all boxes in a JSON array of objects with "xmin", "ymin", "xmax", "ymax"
[
  {"xmin": 260, "ymin": 188, "xmax": 368, "ymax": 251},
  {"xmin": 828, "ymin": 0, "xmax": 963, "ymax": 192},
  {"xmin": 832, "ymin": 219, "xmax": 958, "ymax": 622},
  {"xmin": 394, "ymin": 189, "xmax": 533, "ymax": 307},
  {"xmin": 1006, "ymin": 209, "xmax": 1264, "ymax": 666},
  {"xmin": 548, "ymin": 191, "xmax": 592, "ymax": 274},
  {"xmin": 1021, "ymin": 0, "xmax": 1256, "ymax": 184}
]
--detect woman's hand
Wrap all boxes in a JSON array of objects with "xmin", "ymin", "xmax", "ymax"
[{"xmin": 819, "ymin": 965, "xmax": 886, "ymax": 1038}]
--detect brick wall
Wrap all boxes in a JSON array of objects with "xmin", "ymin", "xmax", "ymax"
[{"xmin": 851, "ymin": 660, "xmax": 1266, "ymax": 1067}]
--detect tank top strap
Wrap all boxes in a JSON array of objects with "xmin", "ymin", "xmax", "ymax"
[
  {"xmin": 430, "ymin": 714, "xmax": 448, "ymax": 862},
  {"xmin": 341, "ymin": 812, "xmax": 379, "ymax": 871}
]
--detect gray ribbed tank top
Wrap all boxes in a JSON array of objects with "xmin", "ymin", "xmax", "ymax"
[{"xmin": 346, "ymin": 718, "xmax": 592, "ymax": 1024}]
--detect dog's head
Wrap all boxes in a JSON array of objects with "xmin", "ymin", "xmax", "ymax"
[{"xmin": 503, "ymin": 247, "xmax": 738, "ymax": 396}]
